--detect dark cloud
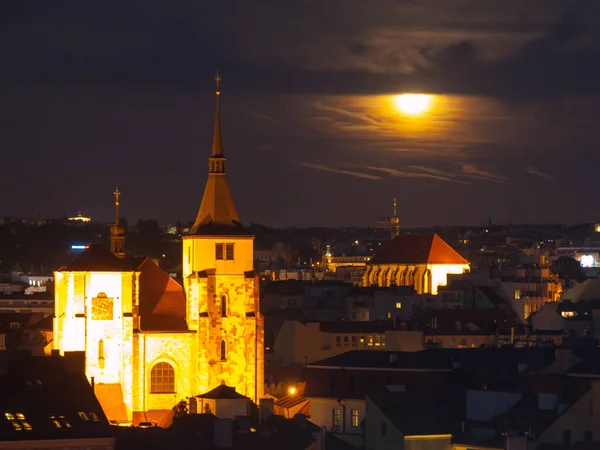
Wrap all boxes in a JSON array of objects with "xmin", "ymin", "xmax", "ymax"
[{"xmin": 1, "ymin": 0, "xmax": 600, "ymax": 227}]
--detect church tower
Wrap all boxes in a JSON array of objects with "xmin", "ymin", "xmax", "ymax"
[
  {"xmin": 110, "ymin": 187, "xmax": 125, "ymax": 259},
  {"xmin": 183, "ymin": 73, "xmax": 264, "ymax": 402}
]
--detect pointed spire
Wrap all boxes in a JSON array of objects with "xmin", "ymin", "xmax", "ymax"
[
  {"xmin": 211, "ymin": 70, "xmax": 223, "ymax": 157},
  {"xmin": 189, "ymin": 72, "xmax": 242, "ymax": 235}
]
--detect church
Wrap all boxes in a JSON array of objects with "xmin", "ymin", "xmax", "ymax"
[{"xmin": 53, "ymin": 76, "xmax": 264, "ymax": 425}]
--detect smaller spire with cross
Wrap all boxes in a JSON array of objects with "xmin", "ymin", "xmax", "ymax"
[{"xmin": 113, "ymin": 187, "xmax": 121, "ymax": 226}]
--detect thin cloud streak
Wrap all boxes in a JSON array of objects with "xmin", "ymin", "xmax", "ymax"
[
  {"xmin": 365, "ymin": 165, "xmax": 471, "ymax": 184},
  {"xmin": 294, "ymin": 161, "xmax": 382, "ymax": 180},
  {"xmin": 459, "ymin": 163, "xmax": 509, "ymax": 184},
  {"xmin": 524, "ymin": 166, "xmax": 554, "ymax": 181}
]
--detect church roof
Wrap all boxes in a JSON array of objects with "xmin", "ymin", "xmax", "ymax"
[
  {"xmin": 188, "ymin": 76, "xmax": 247, "ymax": 236},
  {"xmin": 137, "ymin": 258, "xmax": 187, "ymax": 332},
  {"xmin": 369, "ymin": 233, "xmax": 469, "ymax": 265},
  {"xmin": 196, "ymin": 384, "xmax": 249, "ymax": 400},
  {"xmin": 57, "ymin": 244, "xmax": 144, "ymax": 272}
]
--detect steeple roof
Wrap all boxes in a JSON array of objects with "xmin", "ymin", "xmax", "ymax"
[{"xmin": 189, "ymin": 73, "xmax": 244, "ymax": 236}]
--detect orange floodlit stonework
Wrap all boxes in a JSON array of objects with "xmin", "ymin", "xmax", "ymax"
[{"xmin": 53, "ymin": 75, "xmax": 264, "ymax": 425}]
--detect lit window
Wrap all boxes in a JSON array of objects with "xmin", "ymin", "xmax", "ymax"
[
  {"xmin": 12, "ymin": 422, "xmax": 23, "ymax": 431},
  {"xmin": 215, "ymin": 244, "xmax": 224, "ymax": 260},
  {"xmin": 5, "ymin": 413, "xmax": 15, "ymax": 420},
  {"xmin": 226, "ymin": 244, "xmax": 234, "ymax": 260},
  {"xmin": 150, "ymin": 362, "xmax": 175, "ymax": 393},
  {"xmin": 21, "ymin": 421, "xmax": 32, "ymax": 431},
  {"xmin": 332, "ymin": 408, "xmax": 340, "ymax": 427},
  {"xmin": 78, "ymin": 412, "xmax": 89, "ymax": 421},
  {"xmin": 374, "ymin": 335, "xmax": 381, "ymax": 347},
  {"xmin": 351, "ymin": 409, "xmax": 359, "ymax": 427},
  {"xmin": 15, "ymin": 413, "xmax": 25, "ymax": 420},
  {"xmin": 49, "ymin": 414, "xmax": 62, "ymax": 428},
  {"xmin": 368, "ymin": 336, "xmax": 374, "ymax": 347},
  {"xmin": 89, "ymin": 412, "xmax": 100, "ymax": 422},
  {"xmin": 395, "ymin": 302, "xmax": 402, "ymax": 309}
]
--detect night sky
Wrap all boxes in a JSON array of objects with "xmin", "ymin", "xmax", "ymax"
[{"xmin": 2, "ymin": 1, "xmax": 600, "ymax": 228}]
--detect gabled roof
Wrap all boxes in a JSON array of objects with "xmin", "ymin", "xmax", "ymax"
[
  {"xmin": 369, "ymin": 233, "xmax": 469, "ymax": 265},
  {"xmin": 57, "ymin": 244, "xmax": 145, "ymax": 272},
  {"xmin": 137, "ymin": 258, "xmax": 187, "ymax": 332},
  {"xmin": 196, "ymin": 384, "xmax": 249, "ymax": 400}
]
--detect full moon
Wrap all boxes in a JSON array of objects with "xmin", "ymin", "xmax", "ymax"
[{"xmin": 394, "ymin": 94, "xmax": 432, "ymax": 115}]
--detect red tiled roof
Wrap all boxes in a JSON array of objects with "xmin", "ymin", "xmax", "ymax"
[
  {"xmin": 95, "ymin": 383, "xmax": 129, "ymax": 424},
  {"xmin": 138, "ymin": 258, "xmax": 187, "ymax": 332},
  {"xmin": 370, "ymin": 234, "xmax": 468, "ymax": 265}
]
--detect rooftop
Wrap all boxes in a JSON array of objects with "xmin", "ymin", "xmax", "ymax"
[{"xmin": 370, "ymin": 233, "xmax": 469, "ymax": 265}]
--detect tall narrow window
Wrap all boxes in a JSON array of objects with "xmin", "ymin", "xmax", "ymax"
[
  {"xmin": 98, "ymin": 339, "xmax": 105, "ymax": 369},
  {"xmin": 215, "ymin": 243, "xmax": 224, "ymax": 260},
  {"xmin": 351, "ymin": 409, "xmax": 359, "ymax": 427},
  {"xmin": 187, "ymin": 247, "xmax": 191, "ymax": 267},
  {"xmin": 226, "ymin": 243, "xmax": 234, "ymax": 260},
  {"xmin": 150, "ymin": 362, "xmax": 175, "ymax": 393},
  {"xmin": 220, "ymin": 340, "xmax": 227, "ymax": 361},
  {"xmin": 221, "ymin": 295, "xmax": 227, "ymax": 317},
  {"xmin": 332, "ymin": 408, "xmax": 340, "ymax": 427}
]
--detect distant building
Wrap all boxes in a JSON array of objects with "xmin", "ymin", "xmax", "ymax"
[
  {"xmin": 363, "ymin": 234, "xmax": 470, "ymax": 294},
  {"xmin": 67, "ymin": 212, "xmax": 91, "ymax": 223}
]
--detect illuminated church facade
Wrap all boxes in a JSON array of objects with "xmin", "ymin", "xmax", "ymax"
[{"xmin": 53, "ymin": 76, "xmax": 264, "ymax": 424}]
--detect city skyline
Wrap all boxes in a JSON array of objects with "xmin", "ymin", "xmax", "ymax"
[{"xmin": 2, "ymin": 1, "xmax": 600, "ymax": 228}]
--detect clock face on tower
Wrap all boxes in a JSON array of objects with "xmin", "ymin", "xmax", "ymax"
[{"xmin": 92, "ymin": 293, "xmax": 114, "ymax": 320}]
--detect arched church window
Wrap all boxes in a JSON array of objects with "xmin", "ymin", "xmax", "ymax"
[
  {"xmin": 220, "ymin": 340, "xmax": 227, "ymax": 361},
  {"xmin": 98, "ymin": 339, "xmax": 105, "ymax": 369},
  {"xmin": 221, "ymin": 295, "xmax": 227, "ymax": 317},
  {"xmin": 150, "ymin": 362, "xmax": 175, "ymax": 393}
]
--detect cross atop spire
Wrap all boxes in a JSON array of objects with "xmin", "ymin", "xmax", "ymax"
[
  {"xmin": 211, "ymin": 70, "xmax": 223, "ymax": 157},
  {"xmin": 113, "ymin": 187, "xmax": 121, "ymax": 225}
]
